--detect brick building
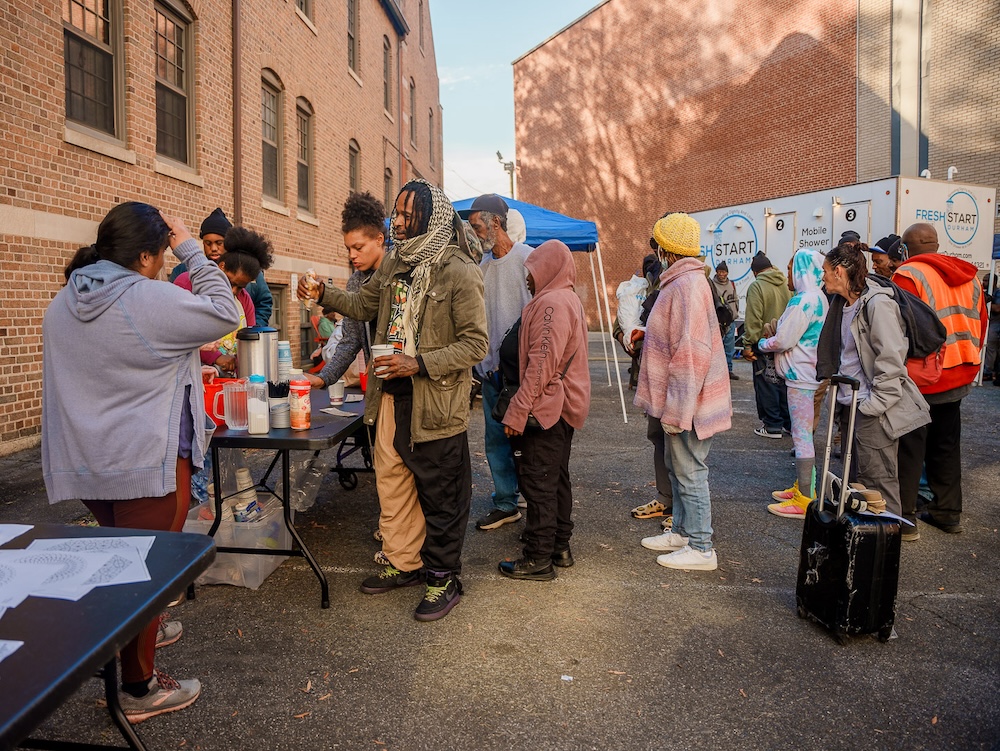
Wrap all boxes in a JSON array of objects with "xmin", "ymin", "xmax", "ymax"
[
  {"xmin": 513, "ymin": 0, "xmax": 999, "ymax": 323},
  {"xmin": 0, "ymin": 0, "xmax": 443, "ymax": 454}
]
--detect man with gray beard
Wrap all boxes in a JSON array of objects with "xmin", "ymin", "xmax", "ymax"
[{"xmin": 462, "ymin": 194, "xmax": 534, "ymax": 530}]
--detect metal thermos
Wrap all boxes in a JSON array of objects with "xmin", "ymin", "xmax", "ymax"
[{"xmin": 236, "ymin": 326, "xmax": 279, "ymax": 382}]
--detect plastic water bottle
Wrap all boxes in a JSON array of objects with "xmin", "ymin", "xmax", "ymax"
[
  {"xmin": 247, "ymin": 374, "xmax": 270, "ymax": 434},
  {"xmin": 288, "ymin": 368, "xmax": 311, "ymax": 431}
]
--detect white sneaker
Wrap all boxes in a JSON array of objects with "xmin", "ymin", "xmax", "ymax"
[
  {"xmin": 657, "ymin": 545, "xmax": 718, "ymax": 570},
  {"xmin": 640, "ymin": 531, "xmax": 689, "ymax": 552},
  {"xmin": 119, "ymin": 669, "xmax": 201, "ymax": 724}
]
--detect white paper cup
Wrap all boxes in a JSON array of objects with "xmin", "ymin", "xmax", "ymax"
[
  {"xmin": 328, "ymin": 379, "xmax": 346, "ymax": 405},
  {"xmin": 370, "ymin": 344, "xmax": 396, "ymax": 376}
]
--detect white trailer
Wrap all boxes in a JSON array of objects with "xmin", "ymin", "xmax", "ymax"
[{"xmin": 690, "ymin": 176, "xmax": 997, "ymax": 311}]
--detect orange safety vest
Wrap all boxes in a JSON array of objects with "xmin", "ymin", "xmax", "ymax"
[{"xmin": 894, "ymin": 262, "xmax": 984, "ymax": 370}]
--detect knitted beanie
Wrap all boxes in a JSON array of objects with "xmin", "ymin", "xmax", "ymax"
[
  {"xmin": 716, "ymin": 260, "xmax": 729, "ymax": 272},
  {"xmin": 652, "ymin": 213, "xmax": 701, "ymax": 257},
  {"xmin": 873, "ymin": 233, "xmax": 900, "ymax": 256},
  {"xmin": 750, "ymin": 252, "xmax": 772, "ymax": 275},
  {"xmin": 200, "ymin": 208, "xmax": 233, "ymax": 238}
]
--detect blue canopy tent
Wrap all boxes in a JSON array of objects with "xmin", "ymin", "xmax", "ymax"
[{"xmin": 453, "ymin": 196, "xmax": 629, "ymax": 422}]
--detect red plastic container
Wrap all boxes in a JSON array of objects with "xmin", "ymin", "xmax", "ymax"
[{"xmin": 204, "ymin": 378, "xmax": 239, "ymax": 426}]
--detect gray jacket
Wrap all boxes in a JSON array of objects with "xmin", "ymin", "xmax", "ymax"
[
  {"xmin": 852, "ymin": 281, "xmax": 931, "ymax": 439},
  {"xmin": 42, "ymin": 239, "xmax": 240, "ymax": 503}
]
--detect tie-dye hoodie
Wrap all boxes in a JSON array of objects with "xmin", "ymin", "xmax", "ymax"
[{"xmin": 757, "ymin": 250, "xmax": 828, "ymax": 389}]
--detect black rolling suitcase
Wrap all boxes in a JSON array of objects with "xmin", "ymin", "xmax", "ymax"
[{"xmin": 795, "ymin": 375, "xmax": 901, "ymax": 644}]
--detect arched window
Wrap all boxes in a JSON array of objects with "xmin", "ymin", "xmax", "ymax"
[
  {"xmin": 348, "ymin": 139, "xmax": 361, "ymax": 193},
  {"xmin": 408, "ymin": 79, "xmax": 416, "ymax": 146},
  {"xmin": 261, "ymin": 69, "xmax": 284, "ymax": 200},
  {"xmin": 382, "ymin": 36, "xmax": 392, "ymax": 112},
  {"xmin": 296, "ymin": 98, "xmax": 314, "ymax": 211},
  {"xmin": 384, "ymin": 168, "xmax": 393, "ymax": 213}
]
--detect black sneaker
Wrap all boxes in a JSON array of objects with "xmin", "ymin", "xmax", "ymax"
[
  {"xmin": 414, "ymin": 572, "xmax": 462, "ymax": 621},
  {"xmin": 498, "ymin": 557, "xmax": 557, "ymax": 581},
  {"xmin": 475, "ymin": 508, "xmax": 522, "ymax": 530},
  {"xmin": 359, "ymin": 565, "xmax": 421, "ymax": 594}
]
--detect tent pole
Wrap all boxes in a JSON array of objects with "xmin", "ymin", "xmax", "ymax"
[
  {"xmin": 588, "ymin": 251, "xmax": 613, "ymax": 386},
  {"xmin": 595, "ymin": 243, "xmax": 629, "ymax": 424}
]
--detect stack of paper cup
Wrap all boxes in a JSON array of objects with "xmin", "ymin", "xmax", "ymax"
[
  {"xmin": 269, "ymin": 397, "xmax": 291, "ymax": 428},
  {"xmin": 277, "ymin": 340, "xmax": 292, "ymax": 383}
]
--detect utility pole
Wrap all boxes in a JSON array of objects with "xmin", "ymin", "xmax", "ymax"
[{"xmin": 497, "ymin": 151, "xmax": 515, "ymax": 199}]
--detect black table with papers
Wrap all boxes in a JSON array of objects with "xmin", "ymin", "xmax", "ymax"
[{"xmin": 0, "ymin": 523, "xmax": 215, "ymax": 751}]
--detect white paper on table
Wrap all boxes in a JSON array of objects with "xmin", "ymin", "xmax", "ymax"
[
  {"xmin": 344, "ymin": 393, "xmax": 364, "ymax": 403},
  {"xmin": 0, "ymin": 549, "xmax": 116, "ymax": 602},
  {"xmin": 0, "ymin": 524, "xmax": 32, "ymax": 547},
  {"xmin": 28, "ymin": 537, "xmax": 153, "ymax": 588},
  {"xmin": 0, "ymin": 559, "xmax": 63, "ymax": 608},
  {"xmin": 320, "ymin": 407, "xmax": 356, "ymax": 417},
  {"xmin": 0, "ymin": 640, "xmax": 24, "ymax": 665}
]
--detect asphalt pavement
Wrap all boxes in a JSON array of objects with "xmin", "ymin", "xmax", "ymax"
[{"xmin": 2, "ymin": 334, "xmax": 998, "ymax": 750}]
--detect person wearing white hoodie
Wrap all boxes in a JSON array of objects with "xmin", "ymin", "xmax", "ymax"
[{"xmin": 756, "ymin": 250, "xmax": 829, "ymax": 517}]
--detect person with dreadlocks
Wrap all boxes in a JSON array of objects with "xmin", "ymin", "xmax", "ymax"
[{"xmin": 298, "ymin": 179, "xmax": 487, "ymax": 621}]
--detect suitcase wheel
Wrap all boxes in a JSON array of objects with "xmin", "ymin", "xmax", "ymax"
[{"xmin": 796, "ymin": 604, "xmax": 808, "ymax": 620}]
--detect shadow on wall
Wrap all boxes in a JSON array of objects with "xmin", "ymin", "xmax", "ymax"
[{"xmin": 514, "ymin": 0, "xmax": 859, "ymax": 326}]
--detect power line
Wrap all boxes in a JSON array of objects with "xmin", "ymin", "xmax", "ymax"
[{"xmin": 442, "ymin": 160, "xmax": 491, "ymax": 199}]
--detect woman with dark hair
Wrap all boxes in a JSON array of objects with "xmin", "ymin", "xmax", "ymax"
[
  {"xmin": 173, "ymin": 226, "xmax": 274, "ymax": 375},
  {"xmin": 306, "ymin": 191, "xmax": 386, "ymax": 391},
  {"xmin": 43, "ymin": 201, "xmax": 240, "ymax": 722},
  {"xmin": 816, "ymin": 243, "xmax": 929, "ymax": 517}
]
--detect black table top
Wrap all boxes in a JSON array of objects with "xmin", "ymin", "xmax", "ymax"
[
  {"xmin": 209, "ymin": 388, "xmax": 366, "ymax": 451},
  {"xmin": 0, "ymin": 524, "xmax": 215, "ymax": 750}
]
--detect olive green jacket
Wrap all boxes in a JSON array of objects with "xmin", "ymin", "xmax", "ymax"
[{"xmin": 319, "ymin": 244, "xmax": 487, "ymax": 443}]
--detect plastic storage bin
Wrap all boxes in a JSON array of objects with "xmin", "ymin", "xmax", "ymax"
[{"xmin": 183, "ymin": 498, "xmax": 292, "ymax": 590}]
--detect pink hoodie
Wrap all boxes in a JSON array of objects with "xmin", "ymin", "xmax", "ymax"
[{"xmin": 503, "ymin": 240, "xmax": 591, "ymax": 432}]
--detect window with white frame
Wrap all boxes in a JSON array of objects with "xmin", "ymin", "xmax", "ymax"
[
  {"xmin": 154, "ymin": 3, "xmax": 192, "ymax": 164},
  {"xmin": 63, "ymin": 0, "xmax": 121, "ymax": 136}
]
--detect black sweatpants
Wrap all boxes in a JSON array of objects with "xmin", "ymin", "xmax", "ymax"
[
  {"xmin": 392, "ymin": 394, "xmax": 472, "ymax": 575},
  {"xmin": 897, "ymin": 399, "xmax": 963, "ymax": 526},
  {"xmin": 511, "ymin": 418, "xmax": 575, "ymax": 560}
]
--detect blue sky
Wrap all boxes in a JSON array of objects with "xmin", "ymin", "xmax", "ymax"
[{"xmin": 429, "ymin": 0, "xmax": 601, "ymax": 201}]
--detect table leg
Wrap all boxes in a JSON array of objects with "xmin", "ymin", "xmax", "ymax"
[
  {"xmin": 280, "ymin": 449, "xmax": 330, "ymax": 608},
  {"xmin": 102, "ymin": 659, "xmax": 148, "ymax": 751}
]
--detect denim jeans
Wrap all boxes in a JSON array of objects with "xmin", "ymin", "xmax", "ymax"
[
  {"xmin": 722, "ymin": 322, "xmax": 735, "ymax": 373},
  {"xmin": 663, "ymin": 430, "xmax": 714, "ymax": 552},
  {"xmin": 480, "ymin": 374, "xmax": 520, "ymax": 513}
]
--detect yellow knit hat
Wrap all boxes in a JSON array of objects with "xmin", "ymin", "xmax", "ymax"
[{"xmin": 653, "ymin": 213, "xmax": 702, "ymax": 257}]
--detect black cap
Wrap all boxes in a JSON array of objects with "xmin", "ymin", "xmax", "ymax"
[
  {"xmin": 872, "ymin": 234, "xmax": 900, "ymax": 256},
  {"xmin": 839, "ymin": 230, "xmax": 861, "ymax": 244},
  {"xmin": 458, "ymin": 194, "xmax": 509, "ymax": 220},
  {"xmin": 716, "ymin": 260, "xmax": 729, "ymax": 272}
]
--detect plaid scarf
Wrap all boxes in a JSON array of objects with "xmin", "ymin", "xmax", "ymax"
[{"xmin": 391, "ymin": 180, "xmax": 460, "ymax": 343}]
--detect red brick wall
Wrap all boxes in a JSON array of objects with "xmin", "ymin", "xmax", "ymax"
[
  {"xmin": 513, "ymin": 0, "xmax": 858, "ymax": 325},
  {"xmin": 0, "ymin": 0, "xmax": 439, "ymax": 454}
]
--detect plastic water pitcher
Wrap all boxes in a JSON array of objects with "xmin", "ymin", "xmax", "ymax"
[{"xmin": 220, "ymin": 380, "xmax": 249, "ymax": 431}]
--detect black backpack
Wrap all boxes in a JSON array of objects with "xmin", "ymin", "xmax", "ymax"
[{"xmin": 863, "ymin": 274, "xmax": 946, "ymax": 359}]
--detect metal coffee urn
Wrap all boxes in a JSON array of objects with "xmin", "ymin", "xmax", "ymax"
[{"xmin": 236, "ymin": 326, "xmax": 279, "ymax": 382}]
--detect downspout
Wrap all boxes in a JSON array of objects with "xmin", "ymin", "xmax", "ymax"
[
  {"xmin": 232, "ymin": 0, "xmax": 243, "ymax": 224},
  {"xmin": 396, "ymin": 35, "xmax": 403, "ymax": 184}
]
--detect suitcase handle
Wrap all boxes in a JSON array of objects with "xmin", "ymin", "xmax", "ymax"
[
  {"xmin": 819, "ymin": 374, "xmax": 860, "ymax": 519},
  {"xmin": 830, "ymin": 375, "xmax": 860, "ymax": 390}
]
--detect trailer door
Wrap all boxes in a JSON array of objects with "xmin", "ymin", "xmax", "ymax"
[
  {"xmin": 832, "ymin": 200, "xmax": 872, "ymax": 245},
  {"xmin": 765, "ymin": 211, "xmax": 797, "ymax": 270}
]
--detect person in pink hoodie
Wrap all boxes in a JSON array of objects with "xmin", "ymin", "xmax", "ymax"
[
  {"xmin": 499, "ymin": 240, "xmax": 591, "ymax": 581},
  {"xmin": 634, "ymin": 213, "xmax": 732, "ymax": 571}
]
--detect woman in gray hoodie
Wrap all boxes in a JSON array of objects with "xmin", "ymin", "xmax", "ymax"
[{"xmin": 42, "ymin": 201, "xmax": 240, "ymax": 723}]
